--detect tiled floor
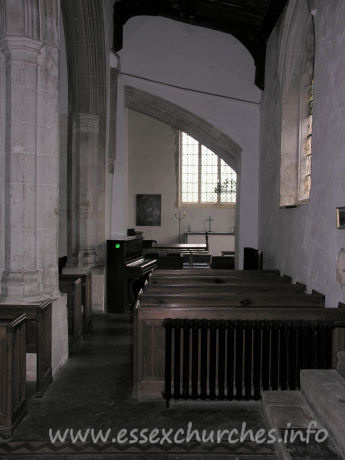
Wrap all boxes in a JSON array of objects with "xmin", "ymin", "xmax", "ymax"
[{"xmin": 0, "ymin": 314, "xmax": 279, "ymax": 459}]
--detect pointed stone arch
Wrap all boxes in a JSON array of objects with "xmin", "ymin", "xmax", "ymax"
[
  {"xmin": 124, "ymin": 86, "xmax": 242, "ymax": 174},
  {"xmin": 124, "ymin": 85, "xmax": 242, "ymax": 265},
  {"xmin": 60, "ymin": 0, "xmax": 107, "ymax": 265}
]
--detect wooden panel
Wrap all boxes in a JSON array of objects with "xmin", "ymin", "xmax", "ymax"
[
  {"xmin": 36, "ymin": 303, "xmax": 52, "ymax": 397},
  {"xmin": 139, "ymin": 293, "xmax": 325, "ymax": 308},
  {"xmin": 0, "ymin": 299, "xmax": 53, "ymax": 397},
  {"xmin": 151, "ymin": 269, "xmax": 279, "ymax": 277},
  {"xmin": 133, "ymin": 302, "xmax": 345, "ymax": 400},
  {"xmin": 138, "ymin": 305, "xmax": 345, "ymax": 321},
  {"xmin": 0, "ymin": 315, "xmax": 27, "ymax": 437},
  {"xmin": 143, "ymin": 320, "xmax": 165, "ymax": 380},
  {"xmin": 0, "ymin": 327, "xmax": 8, "ymax": 424},
  {"xmin": 145, "ymin": 283, "xmax": 305, "ymax": 294},
  {"xmin": 59, "ymin": 273, "xmax": 92, "ymax": 334},
  {"xmin": 150, "ymin": 278, "xmax": 292, "ymax": 287},
  {"xmin": 59, "ymin": 277, "xmax": 82, "ymax": 353}
]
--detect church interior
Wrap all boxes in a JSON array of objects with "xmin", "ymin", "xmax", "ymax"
[{"xmin": 1, "ymin": 0, "xmax": 345, "ymax": 458}]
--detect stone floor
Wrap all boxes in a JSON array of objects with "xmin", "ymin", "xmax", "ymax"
[{"xmin": 0, "ymin": 314, "xmax": 279, "ymax": 459}]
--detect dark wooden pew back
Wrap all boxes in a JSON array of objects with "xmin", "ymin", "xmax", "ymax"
[
  {"xmin": 139, "ymin": 292, "xmax": 325, "ymax": 308},
  {"xmin": 144, "ymin": 283, "xmax": 305, "ymax": 294},
  {"xmin": 0, "ymin": 299, "xmax": 52, "ymax": 397},
  {"xmin": 59, "ymin": 273, "xmax": 92, "ymax": 334},
  {"xmin": 0, "ymin": 314, "xmax": 27, "ymax": 437},
  {"xmin": 151, "ymin": 269, "xmax": 279, "ymax": 277},
  {"xmin": 133, "ymin": 299, "xmax": 345, "ymax": 400},
  {"xmin": 59, "ymin": 277, "xmax": 82, "ymax": 353}
]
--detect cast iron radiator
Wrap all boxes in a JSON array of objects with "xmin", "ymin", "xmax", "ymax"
[{"xmin": 162, "ymin": 319, "xmax": 333, "ymax": 406}]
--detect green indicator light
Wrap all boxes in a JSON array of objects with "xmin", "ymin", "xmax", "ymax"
[{"xmin": 115, "ymin": 243, "xmax": 120, "ymax": 249}]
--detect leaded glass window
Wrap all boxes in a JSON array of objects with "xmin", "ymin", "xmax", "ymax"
[
  {"xmin": 180, "ymin": 132, "xmax": 236, "ymax": 206},
  {"xmin": 304, "ymin": 80, "xmax": 313, "ymax": 197}
]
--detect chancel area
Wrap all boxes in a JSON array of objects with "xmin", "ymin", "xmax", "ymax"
[{"xmin": 1, "ymin": 0, "xmax": 345, "ymax": 458}]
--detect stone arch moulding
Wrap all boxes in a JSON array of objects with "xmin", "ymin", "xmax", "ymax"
[{"xmin": 124, "ymin": 85, "xmax": 242, "ymax": 174}]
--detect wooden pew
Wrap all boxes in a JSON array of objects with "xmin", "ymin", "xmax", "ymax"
[
  {"xmin": 151, "ymin": 269, "xmax": 279, "ymax": 277},
  {"xmin": 138, "ymin": 292, "xmax": 325, "ymax": 307},
  {"xmin": 211, "ymin": 255, "xmax": 234, "ymax": 269},
  {"xmin": 149, "ymin": 277, "xmax": 294, "ymax": 287},
  {"xmin": 0, "ymin": 314, "xmax": 27, "ymax": 437},
  {"xmin": 133, "ymin": 302, "xmax": 345, "ymax": 401},
  {"xmin": 0, "ymin": 299, "xmax": 52, "ymax": 397},
  {"xmin": 143, "ymin": 283, "xmax": 306, "ymax": 294},
  {"xmin": 149, "ymin": 270, "xmax": 289, "ymax": 285},
  {"xmin": 58, "ymin": 273, "xmax": 92, "ymax": 334},
  {"xmin": 59, "ymin": 277, "xmax": 82, "ymax": 353}
]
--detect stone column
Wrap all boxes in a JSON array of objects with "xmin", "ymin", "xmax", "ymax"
[
  {"xmin": 0, "ymin": 2, "xmax": 60, "ymax": 301},
  {"xmin": 0, "ymin": 37, "xmax": 42, "ymax": 299},
  {"xmin": 70, "ymin": 113, "xmax": 100, "ymax": 267}
]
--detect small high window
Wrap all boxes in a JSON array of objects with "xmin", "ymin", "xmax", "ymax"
[{"xmin": 179, "ymin": 132, "xmax": 236, "ymax": 206}]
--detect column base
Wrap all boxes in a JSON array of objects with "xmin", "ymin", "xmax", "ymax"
[
  {"xmin": 71, "ymin": 248, "xmax": 97, "ymax": 267},
  {"xmin": 0, "ymin": 270, "xmax": 41, "ymax": 301},
  {"xmin": 63, "ymin": 265, "xmax": 105, "ymax": 313}
]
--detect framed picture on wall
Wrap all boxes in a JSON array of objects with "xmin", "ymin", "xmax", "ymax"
[
  {"xmin": 136, "ymin": 194, "xmax": 161, "ymax": 226},
  {"xmin": 337, "ymin": 207, "xmax": 345, "ymax": 229}
]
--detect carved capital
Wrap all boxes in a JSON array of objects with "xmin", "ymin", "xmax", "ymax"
[
  {"xmin": 72, "ymin": 113, "xmax": 100, "ymax": 134},
  {"xmin": 0, "ymin": 36, "xmax": 43, "ymax": 64}
]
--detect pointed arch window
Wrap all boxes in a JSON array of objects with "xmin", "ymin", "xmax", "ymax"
[
  {"xmin": 179, "ymin": 132, "xmax": 236, "ymax": 207},
  {"xmin": 300, "ymin": 79, "xmax": 313, "ymax": 199},
  {"xmin": 279, "ymin": 0, "xmax": 314, "ymax": 206}
]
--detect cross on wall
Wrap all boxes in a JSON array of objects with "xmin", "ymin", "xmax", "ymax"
[{"xmin": 207, "ymin": 216, "xmax": 214, "ymax": 232}]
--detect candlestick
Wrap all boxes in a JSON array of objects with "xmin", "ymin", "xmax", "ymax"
[{"xmin": 174, "ymin": 210, "xmax": 186, "ymax": 243}]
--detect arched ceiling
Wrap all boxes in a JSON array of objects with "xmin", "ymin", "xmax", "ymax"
[{"xmin": 113, "ymin": 0, "xmax": 288, "ymax": 89}]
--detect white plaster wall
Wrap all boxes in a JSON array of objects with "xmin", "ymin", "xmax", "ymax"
[
  {"xmin": 259, "ymin": 0, "xmax": 345, "ymax": 307},
  {"xmin": 128, "ymin": 110, "xmax": 236, "ymax": 243},
  {"xmin": 121, "ymin": 16, "xmax": 260, "ymax": 103},
  {"xmin": 110, "ymin": 83, "xmax": 129, "ymax": 239},
  {"xmin": 111, "ymin": 16, "xmax": 261, "ymax": 266}
]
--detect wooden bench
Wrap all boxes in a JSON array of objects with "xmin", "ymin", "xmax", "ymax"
[
  {"xmin": 149, "ymin": 277, "xmax": 293, "ymax": 286},
  {"xmin": 133, "ymin": 302, "xmax": 345, "ymax": 401},
  {"xmin": 59, "ymin": 277, "xmax": 82, "ymax": 353},
  {"xmin": 0, "ymin": 299, "xmax": 52, "ymax": 397},
  {"xmin": 143, "ymin": 283, "xmax": 306, "ymax": 294},
  {"xmin": 138, "ymin": 291, "xmax": 325, "ymax": 307},
  {"xmin": 58, "ymin": 273, "xmax": 92, "ymax": 334},
  {"xmin": 151, "ymin": 269, "xmax": 279, "ymax": 277},
  {"xmin": 0, "ymin": 314, "xmax": 27, "ymax": 437},
  {"xmin": 211, "ymin": 255, "xmax": 235, "ymax": 269},
  {"xmin": 148, "ymin": 268, "xmax": 284, "ymax": 284}
]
